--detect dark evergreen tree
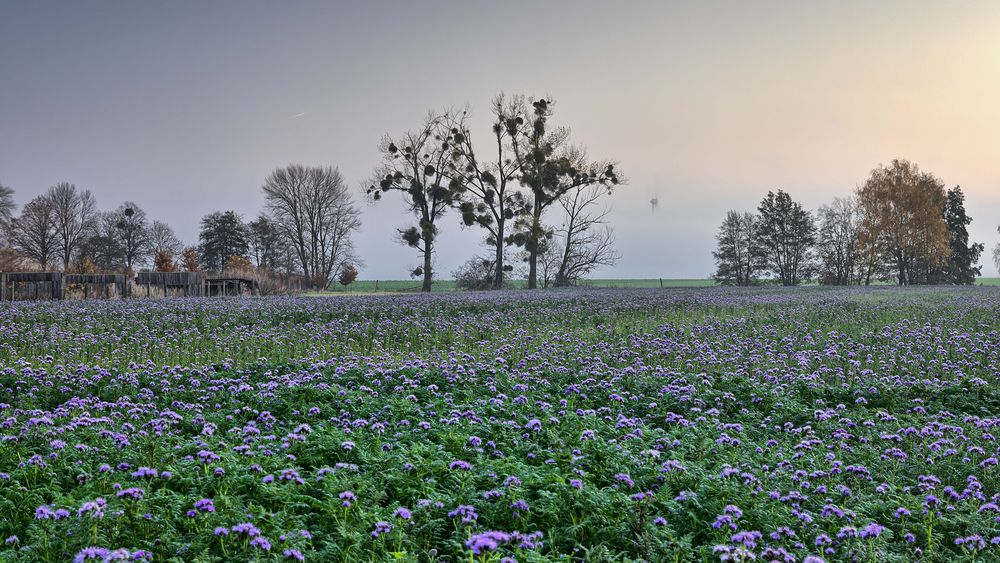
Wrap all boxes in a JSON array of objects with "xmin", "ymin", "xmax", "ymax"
[
  {"xmin": 198, "ymin": 211, "xmax": 249, "ymax": 272},
  {"xmin": 756, "ymin": 190, "xmax": 816, "ymax": 285},
  {"xmin": 938, "ymin": 186, "xmax": 983, "ymax": 284},
  {"xmin": 712, "ymin": 211, "xmax": 762, "ymax": 286}
]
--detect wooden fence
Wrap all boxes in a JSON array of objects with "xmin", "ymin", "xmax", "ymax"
[{"xmin": 0, "ymin": 271, "xmax": 259, "ymax": 301}]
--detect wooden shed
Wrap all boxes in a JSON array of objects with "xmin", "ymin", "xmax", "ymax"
[
  {"xmin": 135, "ymin": 271, "xmax": 205, "ymax": 297},
  {"xmin": 64, "ymin": 274, "xmax": 129, "ymax": 299},
  {"xmin": 204, "ymin": 276, "xmax": 259, "ymax": 297}
]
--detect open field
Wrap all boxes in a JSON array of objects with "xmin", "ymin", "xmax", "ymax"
[
  {"xmin": 321, "ymin": 278, "xmax": 1000, "ymax": 293},
  {"xmin": 320, "ymin": 279, "xmax": 718, "ymax": 293},
  {"xmin": 3, "ymin": 286, "xmax": 1000, "ymax": 561}
]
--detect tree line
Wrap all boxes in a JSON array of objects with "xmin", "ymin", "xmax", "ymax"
[
  {"xmin": 0, "ymin": 93, "xmax": 627, "ymax": 292},
  {"xmin": 0, "ymin": 169, "xmax": 361, "ymax": 292},
  {"xmin": 713, "ymin": 159, "xmax": 993, "ymax": 286}
]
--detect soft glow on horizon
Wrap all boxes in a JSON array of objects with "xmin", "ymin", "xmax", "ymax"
[{"xmin": 0, "ymin": 0, "xmax": 998, "ymax": 277}]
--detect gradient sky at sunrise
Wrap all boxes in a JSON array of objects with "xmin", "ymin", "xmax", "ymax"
[{"xmin": 2, "ymin": 0, "xmax": 999, "ymax": 278}]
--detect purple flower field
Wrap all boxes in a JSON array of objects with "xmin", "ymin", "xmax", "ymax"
[{"xmin": 2, "ymin": 287, "xmax": 1000, "ymax": 561}]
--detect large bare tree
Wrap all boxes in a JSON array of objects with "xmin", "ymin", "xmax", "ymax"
[
  {"xmin": 547, "ymin": 184, "xmax": 620, "ymax": 287},
  {"xmin": 367, "ymin": 112, "xmax": 457, "ymax": 292},
  {"xmin": 442, "ymin": 96, "xmax": 527, "ymax": 289},
  {"xmin": 109, "ymin": 202, "xmax": 151, "ymax": 276},
  {"xmin": 816, "ymin": 196, "xmax": 860, "ymax": 285},
  {"xmin": 508, "ymin": 98, "xmax": 622, "ymax": 289},
  {"xmin": 263, "ymin": 165, "xmax": 361, "ymax": 287},
  {"xmin": 46, "ymin": 182, "xmax": 97, "ymax": 270},
  {"xmin": 6, "ymin": 195, "xmax": 58, "ymax": 270},
  {"xmin": 857, "ymin": 159, "xmax": 949, "ymax": 285},
  {"xmin": 149, "ymin": 220, "xmax": 183, "ymax": 257}
]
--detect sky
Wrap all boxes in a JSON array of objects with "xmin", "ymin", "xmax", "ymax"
[{"xmin": 1, "ymin": 0, "xmax": 999, "ymax": 279}]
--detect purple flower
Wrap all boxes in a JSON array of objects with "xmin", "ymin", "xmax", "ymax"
[
  {"xmin": 371, "ymin": 521, "xmax": 392, "ymax": 538},
  {"xmin": 614, "ymin": 473, "xmax": 635, "ymax": 488},
  {"xmin": 232, "ymin": 523, "xmax": 261, "ymax": 537},
  {"xmin": 467, "ymin": 531, "xmax": 511, "ymax": 555},
  {"xmin": 77, "ymin": 498, "xmax": 107, "ymax": 519},
  {"xmin": 393, "ymin": 507, "xmax": 412, "ymax": 520},
  {"xmin": 860, "ymin": 522, "xmax": 884, "ymax": 539},
  {"xmin": 73, "ymin": 547, "xmax": 111, "ymax": 562},
  {"xmin": 448, "ymin": 504, "xmax": 479, "ymax": 524},
  {"xmin": 197, "ymin": 450, "xmax": 220, "ymax": 463},
  {"xmin": 250, "ymin": 536, "xmax": 272, "ymax": 551},
  {"xmin": 116, "ymin": 487, "xmax": 144, "ymax": 501},
  {"xmin": 131, "ymin": 467, "xmax": 158, "ymax": 478}
]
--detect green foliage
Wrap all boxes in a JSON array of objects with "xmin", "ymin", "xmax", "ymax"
[
  {"xmin": 3, "ymin": 288, "xmax": 1000, "ymax": 560},
  {"xmin": 198, "ymin": 211, "xmax": 250, "ymax": 272},
  {"xmin": 939, "ymin": 186, "xmax": 984, "ymax": 284}
]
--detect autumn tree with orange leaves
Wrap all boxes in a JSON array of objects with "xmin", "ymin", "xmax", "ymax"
[{"xmin": 856, "ymin": 159, "xmax": 950, "ymax": 285}]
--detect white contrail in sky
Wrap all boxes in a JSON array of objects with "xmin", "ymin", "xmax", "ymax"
[{"xmin": 292, "ymin": 112, "xmax": 307, "ymax": 118}]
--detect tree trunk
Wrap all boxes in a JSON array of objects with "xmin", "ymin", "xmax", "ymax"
[
  {"xmin": 493, "ymin": 220, "xmax": 505, "ymax": 290},
  {"xmin": 527, "ymin": 205, "xmax": 542, "ymax": 290},
  {"xmin": 421, "ymin": 238, "xmax": 433, "ymax": 292}
]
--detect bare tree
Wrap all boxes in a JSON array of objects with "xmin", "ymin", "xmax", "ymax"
[
  {"xmin": 149, "ymin": 220, "xmax": 183, "ymax": 256},
  {"xmin": 712, "ymin": 211, "xmax": 761, "ymax": 286},
  {"xmin": 0, "ymin": 182, "xmax": 14, "ymax": 234},
  {"xmin": 366, "ymin": 112, "xmax": 457, "ymax": 292},
  {"xmin": 453, "ymin": 255, "xmax": 502, "ymax": 290},
  {"xmin": 263, "ymin": 165, "xmax": 361, "ymax": 288},
  {"xmin": 109, "ymin": 202, "xmax": 151, "ymax": 276},
  {"xmin": 442, "ymin": 95, "xmax": 527, "ymax": 289},
  {"xmin": 548, "ymin": 185, "xmax": 620, "ymax": 286},
  {"xmin": 46, "ymin": 182, "xmax": 97, "ymax": 270},
  {"xmin": 994, "ymin": 225, "xmax": 1000, "ymax": 277},
  {"xmin": 247, "ymin": 213, "xmax": 282, "ymax": 270},
  {"xmin": 816, "ymin": 196, "xmax": 860, "ymax": 285},
  {"xmin": 6, "ymin": 195, "xmax": 58, "ymax": 270},
  {"xmin": 508, "ymin": 97, "xmax": 622, "ymax": 289},
  {"xmin": 536, "ymin": 243, "xmax": 561, "ymax": 289}
]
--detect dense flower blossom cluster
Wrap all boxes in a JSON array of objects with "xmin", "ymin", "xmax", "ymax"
[{"xmin": 1, "ymin": 287, "xmax": 1000, "ymax": 560}]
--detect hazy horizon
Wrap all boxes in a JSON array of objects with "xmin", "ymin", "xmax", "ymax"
[{"xmin": 2, "ymin": 0, "xmax": 998, "ymax": 278}]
